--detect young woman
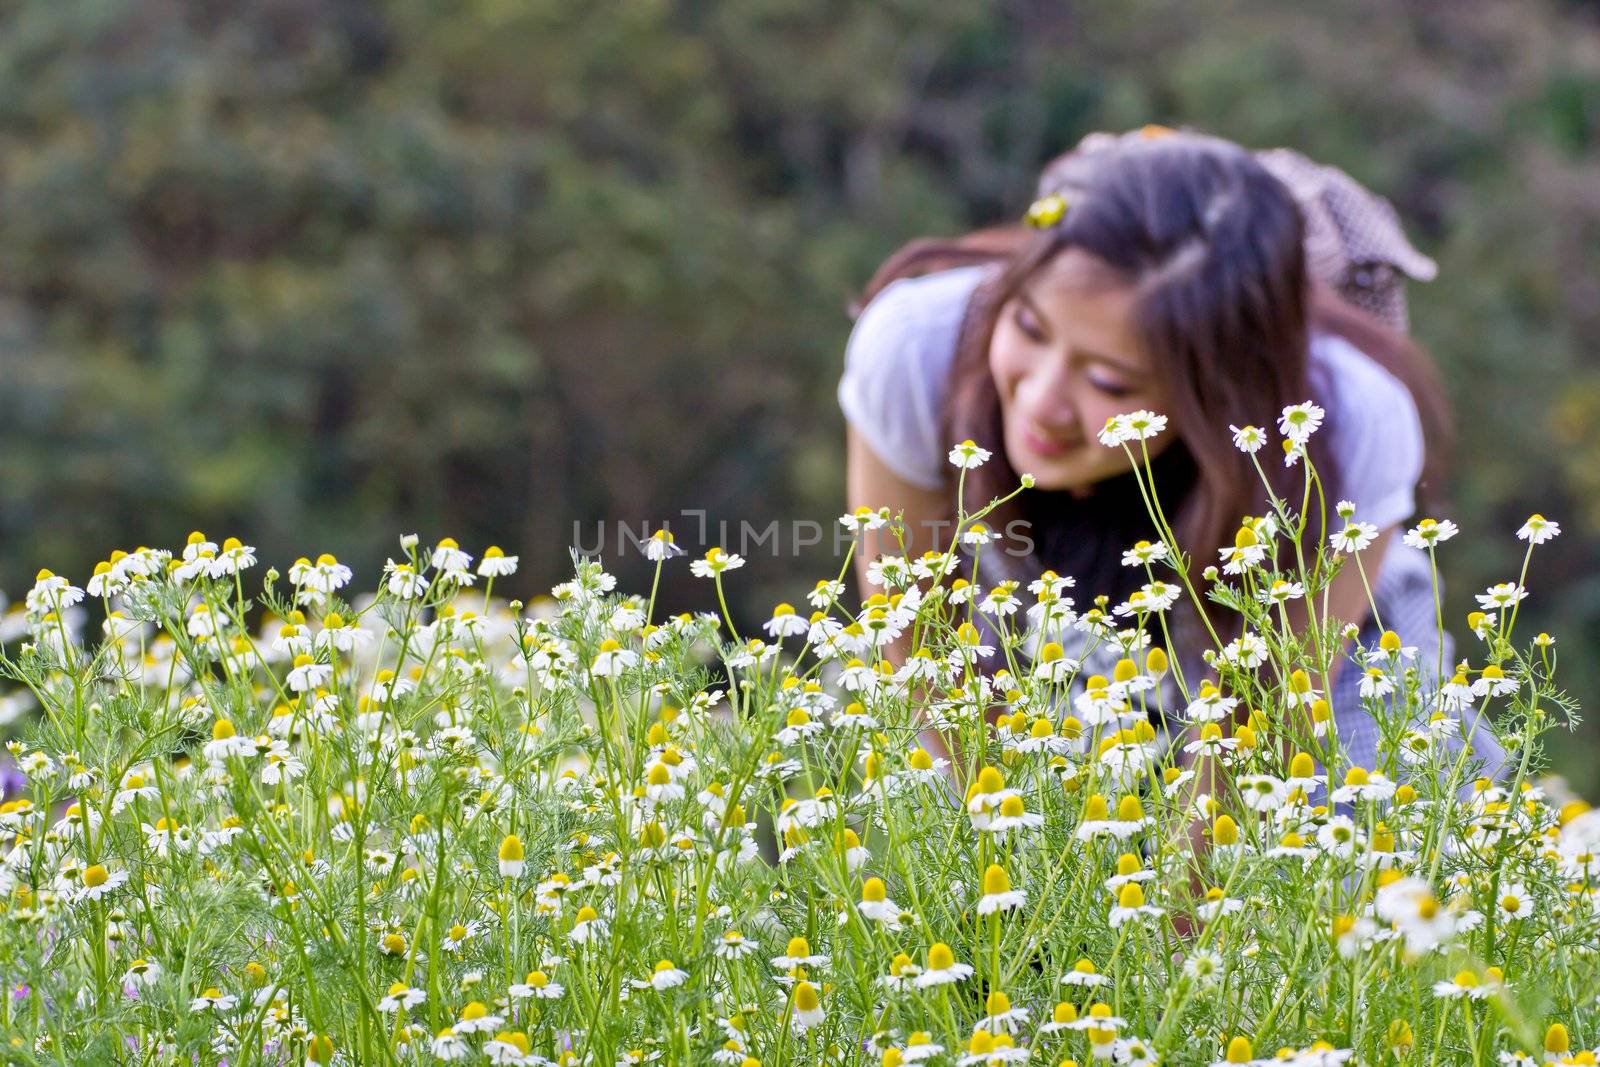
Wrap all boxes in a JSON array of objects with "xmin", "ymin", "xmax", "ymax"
[{"xmin": 838, "ymin": 127, "xmax": 1506, "ymax": 795}]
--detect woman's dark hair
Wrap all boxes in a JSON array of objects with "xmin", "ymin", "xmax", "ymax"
[{"xmin": 850, "ymin": 131, "xmax": 1453, "ymax": 654}]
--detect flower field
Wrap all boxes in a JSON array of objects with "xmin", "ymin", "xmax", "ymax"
[{"xmin": 0, "ymin": 409, "xmax": 1596, "ymax": 1066}]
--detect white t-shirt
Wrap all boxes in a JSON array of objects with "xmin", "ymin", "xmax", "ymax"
[{"xmin": 838, "ymin": 263, "xmax": 1423, "ymax": 531}]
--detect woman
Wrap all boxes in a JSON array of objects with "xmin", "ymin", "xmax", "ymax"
[{"xmin": 838, "ymin": 126, "xmax": 1506, "ymax": 798}]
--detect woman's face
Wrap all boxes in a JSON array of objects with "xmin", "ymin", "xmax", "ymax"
[{"xmin": 989, "ymin": 248, "xmax": 1172, "ymax": 493}]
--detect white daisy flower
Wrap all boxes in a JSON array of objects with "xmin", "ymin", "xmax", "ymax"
[
  {"xmin": 1229, "ymin": 423, "xmax": 1266, "ymax": 453},
  {"xmin": 1278, "ymin": 401, "xmax": 1325, "ymax": 443},
  {"xmin": 1402, "ymin": 518, "xmax": 1459, "ymax": 550},
  {"xmin": 1515, "ymin": 513, "xmax": 1560, "ymax": 544},
  {"xmin": 948, "ymin": 438, "xmax": 992, "ymax": 469}
]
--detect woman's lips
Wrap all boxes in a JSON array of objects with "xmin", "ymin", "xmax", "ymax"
[{"xmin": 1021, "ymin": 425, "xmax": 1079, "ymax": 458}]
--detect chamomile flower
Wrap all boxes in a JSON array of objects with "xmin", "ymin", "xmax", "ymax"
[
  {"xmin": 646, "ymin": 960, "xmax": 687, "ymax": 990},
  {"xmin": 476, "ymin": 546, "xmax": 518, "ymax": 578},
  {"xmin": 189, "ymin": 987, "xmax": 238, "ymax": 1013},
  {"xmin": 858, "ymin": 878, "xmax": 902, "ymax": 925},
  {"xmin": 1278, "ymin": 401, "xmax": 1325, "ymax": 442},
  {"xmin": 1433, "ymin": 969, "xmax": 1490, "ymax": 1000},
  {"xmin": 771, "ymin": 936, "xmax": 828, "ymax": 971},
  {"xmin": 976, "ymin": 864, "xmax": 1026, "ymax": 915},
  {"xmin": 1123, "ymin": 410, "xmax": 1168, "ymax": 440},
  {"xmin": 1516, "ymin": 513, "xmax": 1560, "ymax": 544},
  {"xmin": 1230, "ymin": 424, "xmax": 1267, "ymax": 453},
  {"xmin": 379, "ymin": 982, "xmax": 426, "ymax": 1012},
  {"xmin": 1402, "ymin": 518, "xmax": 1459, "ymax": 550},
  {"xmin": 641, "ymin": 528, "xmax": 685, "ymax": 561},
  {"xmin": 789, "ymin": 981, "xmax": 824, "ymax": 1031},
  {"xmin": 948, "ymin": 439, "xmax": 992, "ymax": 469},
  {"xmin": 914, "ymin": 943, "xmax": 973, "ymax": 987},
  {"xmin": 1475, "ymin": 582, "xmax": 1529, "ymax": 611},
  {"xmin": 452, "ymin": 1001, "xmax": 503, "ymax": 1034},
  {"xmin": 1329, "ymin": 521, "xmax": 1378, "ymax": 555},
  {"xmin": 691, "ymin": 548, "xmax": 745, "ymax": 578}
]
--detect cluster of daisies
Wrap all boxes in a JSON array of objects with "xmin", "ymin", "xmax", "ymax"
[{"xmin": 0, "ymin": 406, "xmax": 1594, "ymax": 1066}]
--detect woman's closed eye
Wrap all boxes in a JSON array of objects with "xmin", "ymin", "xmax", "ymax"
[
  {"xmin": 1013, "ymin": 305, "xmax": 1046, "ymax": 343},
  {"xmin": 1089, "ymin": 375, "xmax": 1134, "ymax": 399}
]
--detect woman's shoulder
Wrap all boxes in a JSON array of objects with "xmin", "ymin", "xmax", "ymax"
[
  {"xmin": 857, "ymin": 263, "xmax": 996, "ymax": 340},
  {"xmin": 837, "ymin": 264, "xmax": 997, "ymax": 489}
]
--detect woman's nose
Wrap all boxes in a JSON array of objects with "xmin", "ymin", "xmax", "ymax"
[{"xmin": 1019, "ymin": 374, "xmax": 1081, "ymax": 436}]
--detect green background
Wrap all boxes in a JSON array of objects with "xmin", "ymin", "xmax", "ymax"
[{"xmin": 1, "ymin": 1, "xmax": 1596, "ymax": 790}]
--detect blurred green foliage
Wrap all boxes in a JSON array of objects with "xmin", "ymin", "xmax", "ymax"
[{"xmin": 1, "ymin": 0, "xmax": 1597, "ymax": 787}]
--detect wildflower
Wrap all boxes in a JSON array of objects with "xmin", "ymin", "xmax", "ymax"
[
  {"xmin": 1212, "ymin": 1035, "xmax": 1255, "ymax": 1066},
  {"xmin": 431, "ymin": 1028, "xmax": 470, "ymax": 1060},
  {"xmin": 1472, "ymin": 664, "xmax": 1518, "ymax": 699},
  {"xmin": 986, "ymin": 792, "xmax": 1045, "ymax": 834},
  {"xmin": 948, "ymin": 439, "xmax": 992, "ymax": 469},
  {"xmin": 286, "ymin": 654, "xmax": 332, "ymax": 693},
  {"xmin": 26, "ymin": 569, "xmax": 85, "ymax": 613},
  {"xmin": 914, "ymin": 942, "xmax": 973, "ymax": 987},
  {"xmin": 590, "ymin": 639, "xmax": 639, "ymax": 680},
  {"xmin": 1494, "ymin": 884, "xmax": 1533, "ymax": 921},
  {"xmin": 1182, "ymin": 948, "xmax": 1224, "ymax": 983},
  {"xmin": 976, "ymin": 863, "xmax": 1026, "ymax": 915},
  {"xmin": 485, "ymin": 1031, "xmax": 534, "ymax": 1065},
  {"xmin": 839, "ymin": 506, "xmax": 891, "ymax": 532},
  {"xmin": 477, "ymin": 546, "xmax": 519, "ymax": 577},
  {"xmin": 1517, "ymin": 513, "xmax": 1560, "ymax": 544},
  {"xmin": 1220, "ymin": 630, "xmax": 1268, "ymax": 667},
  {"xmin": 1375, "ymin": 877, "xmax": 1455, "ymax": 954},
  {"xmin": 442, "ymin": 920, "xmax": 482, "ymax": 951},
  {"xmin": 772, "ymin": 936, "xmax": 828, "ymax": 971},
  {"xmin": 79, "ymin": 863, "xmax": 129, "ymax": 901},
  {"xmin": 379, "ymin": 982, "xmax": 426, "ymax": 1012},
  {"xmin": 1121, "ymin": 539, "xmax": 1170, "ymax": 566},
  {"xmin": 1329, "ymin": 522, "xmax": 1378, "ymax": 554},
  {"xmin": 648, "ymin": 960, "xmax": 687, "ymax": 990},
  {"xmin": 302, "ymin": 553, "xmax": 354, "ymax": 593},
  {"xmin": 858, "ymin": 877, "xmax": 902, "ymax": 925},
  {"xmin": 1316, "ymin": 817, "xmax": 1362, "ymax": 860},
  {"xmin": 1476, "ymin": 582, "xmax": 1529, "ymax": 611},
  {"xmin": 498, "ymin": 834, "xmax": 526, "ymax": 878},
  {"xmin": 1108, "ymin": 881, "xmax": 1164, "ymax": 926},
  {"xmin": 123, "ymin": 958, "xmax": 162, "ymax": 987},
  {"xmin": 1278, "ymin": 401, "xmax": 1325, "ymax": 442},
  {"xmin": 789, "ymin": 981, "xmax": 824, "ymax": 1031},
  {"xmin": 1330, "ymin": 766, "xmax": 1396, "ymax": 804},
  {"xmin": 384, "ymin": 559, "xmax": 428, "ymax": 598},
  {"xmin": 1260, "ymin": 578, "xmax": 1305, "ymax": 604},
  {"xmin": 1098, "ymin": 415, "xmax": 1132, "ymax": 447},
  {"xmin": 1402, "ymin": 518, "xmax": 1459, "ymax": 550},
  {"xmin": 643, "ymin": 528, "xmax": 686, "ymax": 561},
  {"xmin": 763, "ymin": 603, "xmax": 809, "ymax": 638},
  {"xmin": 691, "ymin": 548, "xmax": 746, "ymax": 578},
  {"xmin": 1230, "ymin": 424, "xmax": 1266, "ymax": 453},
  {"xmin": 715, "ymin": 931, "xmax": 755, "ymax": 959},
  {"xmin": 453, "ymin": 1001, "xmax": 503, "ymax": 1033},
  {"xmin": 1433, "ymin": 968, "xmax": 1490, "ymax": 999},
  {"xmin": 569, "ymin": 905, "xmax": 608, "ymax": 943},
  {"xmin": 190, "ymin": 987, "xmax": 239, "ymax": 1012},
  {"xmin": 509, "ymin": 970, "xmax": 563, "ymax": 1000}
]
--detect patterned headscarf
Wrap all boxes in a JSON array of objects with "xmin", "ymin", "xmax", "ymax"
[{"xmin": 1036, "ymin": 126, "xmax": 1437, "ymax": 333}]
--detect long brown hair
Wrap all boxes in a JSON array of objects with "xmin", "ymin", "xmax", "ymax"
[{"xmin": 851, "ymin": 132, "xmax": 1453, "ymax": 654}]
